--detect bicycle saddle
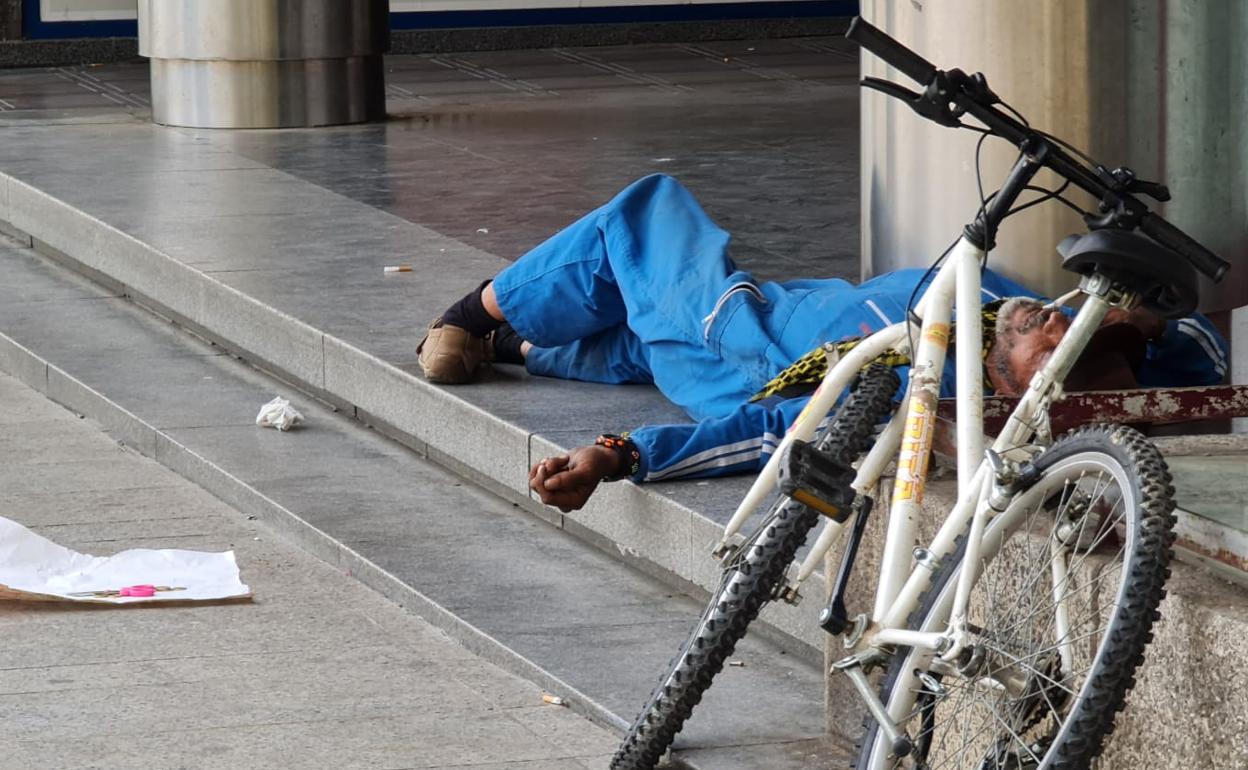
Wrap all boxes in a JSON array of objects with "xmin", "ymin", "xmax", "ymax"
[{"xmin": 1058, "ymin": 230, "xmax": 1200, "ymax": 318}]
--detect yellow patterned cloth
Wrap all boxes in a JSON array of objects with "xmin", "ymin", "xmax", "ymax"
[{"xmin": 749, "ymin": 300, "xmax": 1006, "ymax": 402}]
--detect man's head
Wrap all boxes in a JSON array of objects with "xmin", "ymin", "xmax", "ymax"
[{"xmin": 985, "ymin": 297, "xmax": 1143, "ymax": 396}]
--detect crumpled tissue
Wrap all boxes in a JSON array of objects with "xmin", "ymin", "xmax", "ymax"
[
  {"xmin": 256, "ymin": 396, "xmax": 304, "ymax": 431},
  {"xmin": 0, "ymin": 515, "xmax": 251, "ymax": 604}
]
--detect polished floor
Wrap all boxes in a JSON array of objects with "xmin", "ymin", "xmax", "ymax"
[{"xmin": 0, "ymin": 38, "xmax": 862, "ymax": 283}]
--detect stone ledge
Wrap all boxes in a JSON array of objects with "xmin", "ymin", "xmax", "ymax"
[
  {"xmin": 0, "ymin": 248, "xmax": 834, "ymax": 767},
  {"xmin": 0, "ymin": 180, "xmax": 834, "ymax": 658},
  {"xmin": 824, "ymin": 476, "xmax": 1248, "ymax": 767},
  {"xmin": 0, "ymin": 327, "xmax": 633, "ymax": 740}
]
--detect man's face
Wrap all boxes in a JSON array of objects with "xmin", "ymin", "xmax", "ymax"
[
  {"xmin": 991, "ymin": 302, "xmax": 1071, "ymax": 395},
  {"xmin": 989, "ymin": 300, "xmax": 1139, "ymax": 395}
]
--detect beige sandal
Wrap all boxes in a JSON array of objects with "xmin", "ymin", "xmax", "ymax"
[{"xmin": 416, "ymin": 319, "xmax": 492, "ymax": 384}]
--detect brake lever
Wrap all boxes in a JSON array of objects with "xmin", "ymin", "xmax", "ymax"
[
  {"xmin": 1095, "ymin": 165, "xmax": 1172, "ymax": 203},
  {"xmin": 860, "ymin": 76, "xmax": 964, "ymax": 128},
  {"xmin": 861, "ymin": 76, "xmax": 923, "ymax": 103}
]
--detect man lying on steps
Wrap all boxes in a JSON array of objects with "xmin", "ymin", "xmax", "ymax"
[{"xmin": 417, "ymin": 175, "xmax": 1229, "ymax": 512}]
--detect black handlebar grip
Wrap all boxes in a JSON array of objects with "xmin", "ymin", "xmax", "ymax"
[
  {"xmin": 846, "ymin": 16, "xmax": 938, "ymax": 86},
  {"xmin": 1140, "ymin": 213, "xmax": 1231, "ymax": 283}
]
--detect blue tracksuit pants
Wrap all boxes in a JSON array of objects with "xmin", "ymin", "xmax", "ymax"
[
  {"xmin": 493, "ymin": 173, "xmax": 803, "ymax": 422},
  {"xmin": 492, "ymin": 173, "xmax": 948, "ymax": 422}
]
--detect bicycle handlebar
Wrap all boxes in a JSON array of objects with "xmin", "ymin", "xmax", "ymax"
[
  {"xmin": 846, "ymin": 16, "xmax": 936, "ymax": 86},
  {"xmin": 845, "ymin": 16, "xmax": 1231, "ymax": 284},
  {"xmin": 1140, "ymin": 213, "xmax": 1230, "ymax": 282}
]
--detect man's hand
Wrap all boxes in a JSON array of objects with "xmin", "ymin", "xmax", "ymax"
[
  {"xmin": 529, "ymin": 445, "xmax": 621, "ymax": 512},
  {"xmin": 1104, "ymin": 307, "xmax": 1165, "ymax": 340}
]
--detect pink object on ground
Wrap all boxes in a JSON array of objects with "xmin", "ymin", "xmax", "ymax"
[{"xmin": 119, "ymin": 585, "xmax": 156, "ymax": 597}]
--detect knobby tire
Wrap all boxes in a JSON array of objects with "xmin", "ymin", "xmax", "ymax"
[
  {"xmin": 853, "ymin": 423, "xmax": 1176, "ymax": 770},
  {"xmin": 610, "ymin": 364, "xmax": 901, "ymax": 770}
]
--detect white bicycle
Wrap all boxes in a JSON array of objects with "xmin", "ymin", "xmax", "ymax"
[{"xmin": 611, "ymin": 17, "xmax": 1231, "ymax": 770}]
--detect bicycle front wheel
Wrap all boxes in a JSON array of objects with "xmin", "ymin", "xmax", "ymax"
[
  {"xmin": 610, "ymin": 364, "xmax": 900, "ymax": 770},
  {"xmin": 854, "ymin": 424, "xmax": 1176, "ymax": 770}
]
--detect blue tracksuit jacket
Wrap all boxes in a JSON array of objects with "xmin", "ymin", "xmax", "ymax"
[{"xmin": 492, "ymin": 175, "xmax": 1229, "ymax": 483}]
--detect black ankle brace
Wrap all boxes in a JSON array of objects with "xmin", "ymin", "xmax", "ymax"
[
  {"xmin": 441, "ymin": 279, "xmax": 499, "ymax": 338},
  {"xmin": 492, "ymin": 323, "xmax": 526, "ymax": 365}
]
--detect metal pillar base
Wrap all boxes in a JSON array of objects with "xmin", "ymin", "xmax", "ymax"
[
  {"xmin": 149, "ymin": 56, "xmax": 386, "ymax": 129},
  {"xmin": 139, "ymin": 0, "xmax": 388, "ymax": 129}
]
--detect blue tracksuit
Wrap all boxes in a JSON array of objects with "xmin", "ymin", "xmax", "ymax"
[{"xmin": 493, "ymin": 175, "xmax": 1229, "ymax": 483}]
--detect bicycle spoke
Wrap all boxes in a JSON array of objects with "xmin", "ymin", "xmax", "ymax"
[
  {"xmin": 856, "ymin": 428, "xmax": 1174, "ymax": 770},
  {"xmin": 973, "ymin": 492, "xmax": 1126, "ymax": 644},
  {"xmin": 886, "ymin": 456, "xmax": 1154, "ymax": 769},
  {"xmin": 983, "ymin": 511, "xmax": 1126, "ymax": 649},
  {"xmin": 983, "ymin": 473, "xmax": 1123, "ymax": 635}
]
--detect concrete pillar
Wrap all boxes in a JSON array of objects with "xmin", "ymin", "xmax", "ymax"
[
  {"xmin": 137, "ymin": 0, "xmax": 389, "ymax": 129},
  {"xmin": 860, "ymin": 0, "xmax": 1248, "ymax": 313},
  {"xmin": 1147, "ymin": 1, "xmax": 1248, "ymax": 314},
  {"xmin": 0, "ymin": 0, "xmax": 20, "ymax": 41},
  {"xmin": 1236, "ymin": 307, "xmax": 1248, "ymax": 432}
]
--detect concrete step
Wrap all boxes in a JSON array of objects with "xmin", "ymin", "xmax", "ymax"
[
  {"xmin": 0, "ymin": 118, "xmax": 841, "ymax": 660},
  {"xmin": 0, "ymin": 371, "xmax": 628, "ymax": 770},
  {"xmin": 0, "ymin": 234, "xmax": 853, "ymax": 769}
]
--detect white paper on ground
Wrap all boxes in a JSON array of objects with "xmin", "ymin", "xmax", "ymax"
[
  {"xmin": 255, "ymin": 396, "xmax": 304, "ymax": 431},
  {"xmin": 0, "ymin": 516, "xmax": 251, "ymax": 604}
]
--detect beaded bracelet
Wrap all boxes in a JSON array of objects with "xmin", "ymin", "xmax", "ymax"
[{"xmin": 595, "ymin": 433, "xmax": 642, "ymax": 482}]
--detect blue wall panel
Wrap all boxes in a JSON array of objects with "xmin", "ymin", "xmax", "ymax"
[
  {"xmin": 22, "ymin": 0, "xmax": 135, "ymax": 39},
  {"xmin": 22, "ymin": 0, "xmax": 857, "ymax": 40},
  {"xmin": 390, "ymin": 2, "xmax": 858, "ymax": 30}
]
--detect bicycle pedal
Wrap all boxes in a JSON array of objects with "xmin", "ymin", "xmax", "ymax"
[{"xmin": 778, "ymin": 439, "xmax": 855, "ymax": 521}]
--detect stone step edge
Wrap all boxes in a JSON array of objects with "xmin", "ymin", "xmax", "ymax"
[
  {"xmin": 0, "ymin": 180, "xmax": 831, "ymax": 655},
  {"xmin": 0, "ymin": 328, "xmax": 672, "ymax": 752}
]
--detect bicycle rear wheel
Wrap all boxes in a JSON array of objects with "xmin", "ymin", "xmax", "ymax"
[
  {"xmin": 853, "ymin": 424, "xmax": 1176, "ymax": 770},
  {"xmin": 610, "ymin": 364, "xmax": 899, "ymax": 770}
]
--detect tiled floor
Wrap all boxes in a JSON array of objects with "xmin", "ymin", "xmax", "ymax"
[{"xmin": 0, "ymin": 37, "xmax": 862, "ymax": 284}]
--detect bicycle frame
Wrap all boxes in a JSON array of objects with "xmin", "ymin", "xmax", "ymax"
[{"xmin": 713, "ymin": 231, "xmax": 1119, "ymax": 661}]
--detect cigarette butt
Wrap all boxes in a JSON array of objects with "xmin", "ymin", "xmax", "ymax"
[
  {"xmin": 728, "ymin": 660, "xmax": 745, "ymax": 667},
  {"xmin": 541, "ymin": 694, "xmax": 567, "ymax": 706},
  {"xmin": 384, "ymin": 265, "xmax": 413, "ymax": 273}
]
